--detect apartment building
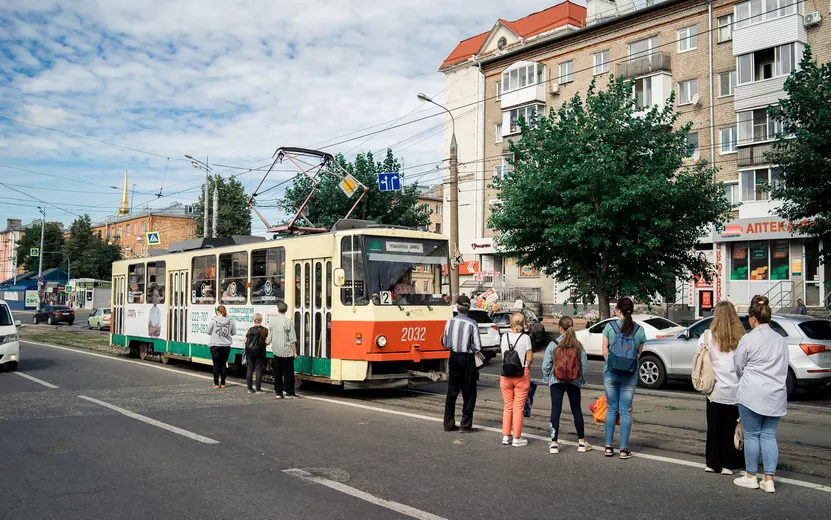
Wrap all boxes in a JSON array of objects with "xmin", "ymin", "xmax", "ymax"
[
  {"xmin": 0, "ymin": 219, "xmax": 23, "ymax": 282},
  {"xmin": 442, "ymin": 0, "xmax": 830, "ymax": 313},
  {"xmin": 92, "ymin": 202, "xmax": 198, "ymax": 260}
]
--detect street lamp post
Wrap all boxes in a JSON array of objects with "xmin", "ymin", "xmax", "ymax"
[
  {"xmin": 36, "ymin": 207, "xmax": 45, "ymax": 311},
  {"xmin": 417, "ymin": 93, "xmax": 459, "ymax": 301},
  {"xmin": 185, "ymin": 155, "xmax": 213, "ymax": 238}
]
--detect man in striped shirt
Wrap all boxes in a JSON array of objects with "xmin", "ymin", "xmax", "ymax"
[{"xmin": 443, "ymin": 295, "xmax": 482, "ymax": 432}]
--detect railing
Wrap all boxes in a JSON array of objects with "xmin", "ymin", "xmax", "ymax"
[
  {"xmin": 763, "ymin": 280, "xmax": 795, "ymax": 312},
  {"xmin": 737, "ymin": 142, "xmax": 774, "ymax": 167},
  {"xmin": 615, "ymin": 52, "xmax": 671, "ymax": 79}
]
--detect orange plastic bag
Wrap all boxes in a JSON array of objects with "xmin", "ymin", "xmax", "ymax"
[{"xmin": 589, "ymin": 394, "xmax": 632, "ymax": 425}]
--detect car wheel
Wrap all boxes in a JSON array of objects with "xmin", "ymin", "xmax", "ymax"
[
  {"xmin": 7, "ymin": 361, "xmax": 18, "ymax": 371},
  {"xmin": 67, "ymin": 320, "xmax": 74, "ymax": 326},
  {"xmin": 786, "ymin": 369, "xmax": 798, "ymax": 398},
  {"xmin": 33, "ymin": 316, "xmax": 39, "ymax": 325},
  {"xmin": 48, "ymin": 316, "xmax": 56, "ymax": 325},
  {"xmin": 638, "ymin": 355, "xmax": 667, "ymax": 389},
  {"xmin": 97, "ymin": 323, "xmax": 102, "ymax": 331}
]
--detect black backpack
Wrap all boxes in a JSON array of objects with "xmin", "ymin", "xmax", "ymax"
[
  {"xmin": 501, "ymin": 332, "xmax": 526, "ymax": 377},
  {"xmin": 245, "ymin": 326, "xmax": 265, "ymax": 357}
]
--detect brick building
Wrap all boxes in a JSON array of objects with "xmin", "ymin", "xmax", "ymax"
[
  {"xmin": 92, "ymin": 203, "xmax": 198, "ymax": 260},
  {"xmin": 0, "ymin": 219, "xmax": 23, "ymax": 282}
]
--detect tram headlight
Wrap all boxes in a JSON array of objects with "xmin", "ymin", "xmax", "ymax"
[{"xmin": 376, "ymin": 335, "xmax": 387, "ymax": 348}]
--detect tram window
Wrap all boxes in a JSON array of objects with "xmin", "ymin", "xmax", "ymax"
[
  {"xmin": 251, "ymin": 247, "xmax": 285, "ymax": 304},
  {"xmin": 294, "ymin": 264, "xmax": 301, "ymax": 309},
  {"xmin": 146, "ymin": 261, "xmax": 166, "ymax": 304},
  {"xmin": 315, "ymin": 262, "xmax": 322, "ymax": 309},
  {"xmin": 340, "ymin": 236, "xmax": 368, "ymax": 305},
  {"xmin": 128, "ymin": 263, "xmax": 145, "ymax": 304},
  {"xmin": 219, "ymin": 251, "xmax": 248, "ymax": 304},
  {"xmin": 304, "ymin": 263, "xmax": 311, "ymax": 308},
  {"xmin": 192, "ymin": 254, "xmax": 217, "ymax": 304},
  {"xmin": 326, "ymin": 261, "xmax": 332, "ymax": 308}
]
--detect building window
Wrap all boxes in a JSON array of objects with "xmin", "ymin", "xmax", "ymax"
[
  {"xmin": 501, "ymin": 62, "xmax": 545, "ymax": 93},
  {"xmin": 495, "ymin": 123, "xmax": 503, "ymax": 143},
  {"xmin": 740, "ymin": 168, "xmax": 781, "ymax": 201},
  {"xmin": 141, "ymin": 221, "xmax": 147, "ymax": 233},
  {"xmin": 634, "ymin": 76, "xmax": 652, "ymax": 108},
  {"xmin": 435, "ymin": 204, "xmax": 441, "ymax": 216},
  {"xmin": 629, "ymin": 36, "xmax": 658, "ymax": 58},
  {"xmin": 737, "ymin": 43, "xmax": 797, "ymax": 85},
  {"xmin": 720, "ymin": 126, "xmax": 738, "ymax": 154},
  {"xmin": 730, "ymin": 242, "xmax": 749, "ymax": 280},
  {"xmin": 686, "ymin": 132, "xmax": 700, "ymax": 155},
  {"xmin": 508, "ymin": 104, "xmax": 544, "ymax": 133},
  {"xmin": 735, "ymin": 0, "xmax": 801, "ymax": 30},
  {"xmin": 435, "ymin": 223, "xmax": 441, "ymax": 233},
  {"xmin": 494, "ymin": 165, "xmax": 503, "ymax": 181},
  {"xmin": 678, "ymin": 79, "xmax": 698, "ymax": 105},
  {"xmin": 719, "ymin": 70, "xmax": 737, "ymax": 97},
  {"xmin": 737, "ymin": 108, "xmax": 782, "ymax": 144},
  {"xmin": 558, "ymin": 61, "xmax": 573, "ymax": 84},
  {"xmin": 502, "ymin": 155, "xmax": 514, "ymax": 180},
  {"xmin": 723, "ymin": 182, "xmax": 739, "ymax": 204},
  {"xmin": 423, "ymin": 281, "xmax": 429, "ymax": 292},
  {"xmin": 118, "ymin": 226, "xmax": 122, "ymax": 237},
  {"xmin": 749, "ymin": 241, "xmax": 769, "ymax": 280},
  {"xmin": 677, "ymin": 26, "xmax": 698, "ymax": 52},
  {"xmin": 126, "ymin": 224, "xmax": 131, "ymax": 236},
  {"xmin": 495, "ymin": 81, "xmax": 501, "ymax": 101},
  {"xmin": 593, "ymin": 51, "xmax": 610, "ymax": 75},
  {"xmin": 717, "ymin": 14, "xmax": 733, "ymax": 42}
]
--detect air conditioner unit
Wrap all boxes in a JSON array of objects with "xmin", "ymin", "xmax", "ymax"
[
  {"xmin": 549, "ymin": 83, "xmax": 560, "ymax": 95},
  {"xmin": 804, "ymin": 11, "xmax": 822, "ymax": 26}
]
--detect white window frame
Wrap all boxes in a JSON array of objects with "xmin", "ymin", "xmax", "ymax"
[
  {"xmin": 686, "ymin": 132, "xmax": 700, "ymax": 154},
  {"xmin": 435, "ymin": 204, "xmax": 441, "ymax": 216},
  {"xmin": 720, "ymin": 126, "xmax": 738, "ymax": 154},
  {"xmin": 501, "ymin": 62, "xmax": 545, "ymax": 94},
  {"xmin": 737, "ymin": 108, "xmax": 782, "ymax": 144},
  {"xmin": 629, "ymin": 36, "xmax": 658, "ymax": 58},
  {"xmin": 737, "ymin": 43, "xmax": 798, "ymax": 85},
  {"xmin": 678, "ymin": 79, "xmax": 698, "ymax": 105},
  {"xmin": 740, "ymin": 167, "xmax": 780, "ymax": 202},
  {"xmin": 634, "ymin": 76, "xmax": 653, "ymax": 108},
  {"xmin": 495, "ymin": 81, "xmax": 501, "ymax": 101},
  {"xmin": 593, "ymin": 50, "xmax": 610, "ymax": 75},
  {"xmin": 677, "ymin": 26, "xmax": 698, "ymax": 53},
  {"xmin": 723, "ymin": 182, "xmax": 739, "ymax": 204},
  {"xmin": 719, "ymin": 70, "xmax": 737, "ymax": 97},
  {"xmin": 495, "ymin": 123, "xmax": 503, "ymax": 143},
  {"xmin": 559, "ymin": 61, "xmax": 573, "ymax": 84},
  {"xmin": 735, "ymin": 0, "xmax": 801, "ymax": 30},
  {"xmin": 717, "ymin": 14, "xmax": 733, "ymax": 43},
  {"xmin": 508, "ymin": 104, "xmax": 545, "ymax": 134}
]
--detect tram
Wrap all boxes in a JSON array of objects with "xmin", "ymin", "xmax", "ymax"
[{"xmin": 110, "ymin": 220, "xmax": 452, "ymax": 388}]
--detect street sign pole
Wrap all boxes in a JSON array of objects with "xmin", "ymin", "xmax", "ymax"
[{"xmin": 37, "ymin": 207, "xmax": 45, "ymax": 312}]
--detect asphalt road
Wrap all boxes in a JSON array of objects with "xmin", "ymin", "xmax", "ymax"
[{"xmin": 3, "ymin": 340, "xmax": 831, "ymax": 519}]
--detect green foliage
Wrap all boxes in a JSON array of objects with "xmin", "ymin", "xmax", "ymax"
[
  {"xmin": 489, "ymin": 75, "xmax": 733, "ymax": 318},
  {"xmin": 192, "ymin": 174, "xmax": 252, "ymax": 237},
  {"xmin": 15, "ymin": 222, "xmax": 65, "ymax": 273},
  {"xmin": 63, "ymin": 215, "xmax": 122, "ymax": 279},
  {"xmin": 279, "ymin": 149, "xmax": 432, "ymax": 230},
  {"xmin": 767, "ymin": 46, "xmax": 831, "ymax": 261}
]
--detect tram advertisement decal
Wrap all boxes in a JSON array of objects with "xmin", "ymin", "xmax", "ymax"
[
  {"xmin": 124, "ymin": 304, "xmax": 168, "ymax": 341},
  {"xmin": 188, "ymin": 306, "xmax": 256, "ymax": 349}
]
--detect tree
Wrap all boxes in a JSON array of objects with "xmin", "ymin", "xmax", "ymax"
[
  {"xmin": 767, "ymin": 46, "xmax": 831, "ymax": 261},
  {"xmin": 63, "ymin": 215, "xmax": 122, "ymax": 279},
  {"xmin": 15, "ymin": 222, "xmax": 65, "ymax": 274},
  {"xmin": 192, "ymin": 174, "xmax": 252, "ymax": 237},
  {"xmin": 489, "ymin": 75, "xmax": 733, "ymax": 319},
  {"xmin": 279, "ymin": 149, "xmax": 431, "ymax": 230}
]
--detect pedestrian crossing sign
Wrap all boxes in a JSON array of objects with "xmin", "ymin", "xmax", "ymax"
[
  {"xmin": 145, "ymin": 232, "xmax": 161, "ymax": 246},
  {"xmin": 30, "ymin": 247, "xmax": 39, "ymax": 257}
]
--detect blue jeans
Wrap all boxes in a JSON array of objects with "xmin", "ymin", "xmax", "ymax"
[
  {"xmin": 738, "ymin": 404, "xmax": 780, "ymax": 476},
  {"xmin": 604, "ymin": 370, "xmax": 638, "ymax": 449}
]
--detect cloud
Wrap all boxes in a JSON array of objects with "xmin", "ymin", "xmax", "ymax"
[{"xmin": 0, "ymin": 0, "xmax": 557, "ymax": 231}]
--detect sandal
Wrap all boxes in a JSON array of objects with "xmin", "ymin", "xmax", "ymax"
[
  {"xmin": 605, "ymin": 445, "xmax": 614, "ymax": 457},
  {"xmin": 619, "ymin": 448, "xmax": 632, "ymax": 459}
]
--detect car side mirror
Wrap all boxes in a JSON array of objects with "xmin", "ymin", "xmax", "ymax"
[
  {"xmin": 14, "ymin": 320, "xmax": 21, "ymax": 327},
  {"xmin": 333, "ymin": 268, "xmax": 346, "ymax": 287},
  {"xmin": 684, "ymin": 330, "xmax": 691, "ymax": 340}
]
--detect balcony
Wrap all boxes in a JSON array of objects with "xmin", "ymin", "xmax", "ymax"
[
  {"xmin": 615, "ymin": 52, "xmax": 671, "ymax": 79},
  {"xmin": 737, "ymin": 142, "xmax": 774, "ymax": 167},
  {"xmin": 735, "ymin": 76, "xmax": 787, "ymax": 111},
  {"xmin": 500, "ymin": 83, "xmax": 547, "ymax": 110},
  {"xmin": 733, "ymin": 13, "xmax": 807, "ymax": 56}
]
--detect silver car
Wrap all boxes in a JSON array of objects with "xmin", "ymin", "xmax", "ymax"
[
  {"xmin": 466, "ymin": 309, "xmax": 501, "ymax": 362},
  {"xmin": 639, "ymin": 314, "xmax": 831, "ymax": 396}
]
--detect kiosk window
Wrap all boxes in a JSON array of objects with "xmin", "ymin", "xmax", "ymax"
[
  {"xmin": 219, "ymin": 252, "xmax": 248, "ymax": 304},
  {"xmin": 192, "ymin": 255, "xmax": 217, "ymax": 304}
]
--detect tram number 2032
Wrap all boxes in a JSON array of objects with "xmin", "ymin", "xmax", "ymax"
[{"xmin": 401, "ymin": 327, "xmax": 427, "ymax": 342}]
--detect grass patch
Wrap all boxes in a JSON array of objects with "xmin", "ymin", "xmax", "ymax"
[
  {"xmin": 22, "ymin": 332, "xmax": 112, "ymax": 350},
  {"xmin": 665, "ymin": 405, "xmax": 682, "ymax": 411}
]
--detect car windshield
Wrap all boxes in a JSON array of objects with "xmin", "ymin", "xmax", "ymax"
[
  {"xmin": 361, "ymin": 237, "xmax": 450, "ymax": 306},
  {"xmin": 492, "ymin": 313, "xmax": 510, "ymax": 325},
  {"xmin": 799, "ymin": 320, "xmax": 831, "ymax": 340},
  {"xmin": 645, "ymin": 317, "xmax": 681, "ymax": 330},
  {"xmin": 467, "ymin": 311, "xmax": 493, "ymax": 324},
  {"xmin": 0, "ymin": 305, "xmax": 13, "ymax": 326},
  {"xmin": 104, "ymin": 309, "xmax": 111, "ymax": 314},
  {"xmin": 52, "ymin": 306, "xmax": 70, "ymax": 311}
]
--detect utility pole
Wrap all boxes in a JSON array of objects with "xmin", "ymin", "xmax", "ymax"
[
  {"xmin": 185, "ymin": 155, "xmax": 214, "ymax": 239},
  {"xmin": 212, "ymin": 184, "xmax": 219, "ymax": 238},
  {"xmin": 37, "ymin": 207, "xmax": 45, "ymax": 311},
  {"xmin": 203, "ymin": 178, "xmax": 209, "ymax": 238}
]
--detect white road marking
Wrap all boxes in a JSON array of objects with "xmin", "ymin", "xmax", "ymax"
[
  {"xmin": 77, "ymin": 395, "xmax": 220, "ymax": 445},
  {"xmin": 283, "ymin": 468, "xmax": 447, "ymax": 520},
  {"xmin": 13, "ymin": 372, "xmax": 59, "ymax": 389}
]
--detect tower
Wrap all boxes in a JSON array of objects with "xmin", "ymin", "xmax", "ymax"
[{"xmin": 118, "ymin": 168, "xmax": 130, "ymax": 215}]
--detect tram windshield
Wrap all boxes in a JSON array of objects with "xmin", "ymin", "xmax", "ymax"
[{"xmin": 340, "ymin": 236, "xmax": 451, "ymax": 306}]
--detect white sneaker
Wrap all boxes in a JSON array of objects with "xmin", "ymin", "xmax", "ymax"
[
  {"xmin": 577, "ymin": 441, "xmax": 592, "ymax": 453},
  {"xmin": 549, "ymin": 442, "xmax": 559, "ymax": 454},
  {"xmin": 721, "ymin": 468, "xmax": 734, "ymax": 475},
  {"xmin": 733, "ymin": 475, "xmax": 760, "ymax": 489},
  {"xmin": 512, "ymin": 437, "xmax": 528, "ymax": 447},
  {"xmin": 705, "ymin": 467, "xmax": 715, "ymax": 473},
  {"xmin": 502, "ymin": 435, "xmax": 511, "ymax": 445},
  {"xmin": 759, "ymin": 480, "xmax": 776, "ymax": 493}
]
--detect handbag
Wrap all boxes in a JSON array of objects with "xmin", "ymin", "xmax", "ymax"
[
  {"xmin": 241, "ymin": 352, "xmax": 248, "ymax": 367},
  {"xmin": 474, "ymin": 351, "xmax": 485, "ymax": 369},
  {"xmin": 691, "ymin": 331, "xmax": 715, "ymax": 394},
  {"xmin": 589, "ymin": 394, "xmax": 632, "ymax": 425},
  {"xmin": 734, "ymin": 418, "xmax": 744, "ymax": 450}
]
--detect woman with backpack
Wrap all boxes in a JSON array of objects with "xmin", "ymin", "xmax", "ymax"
[
  {"xmin": 499, "ymin": 312, "xmax": 534, "ymax": 447},
  {"xmin": 701, "ymin": 301, "xmax": 745, "ymax": 475},
  {"xmin": 542, "ymin": 316, "xmax": 590, "ymax": 454},
  {"xmin": 601, "ymin": 297, "xmax": 646, "ymax": 459},
  {"xmin": 244, "ymin": 313, "xmax": 269, "ymax": 394},
  {"xmin": 732, "ymin": 295, "xmax": 788, "ymax": 493}
]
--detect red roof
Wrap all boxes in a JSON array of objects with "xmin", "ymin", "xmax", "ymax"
[{"xmin": 440, "ymin": 2, "xmax": 587, "ymax": 70}]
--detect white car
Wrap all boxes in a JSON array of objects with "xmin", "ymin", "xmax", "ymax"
[
  {"xmin": 467, "ymin": 309, "xmax": 502, "ymax": 362},
  {"xmin": 0, "ymin": 300, "xmax": 21, "ymax": 371},
  {"xmin": 575, "ymin": 314, "xmax": 686, "ymax": 357}
]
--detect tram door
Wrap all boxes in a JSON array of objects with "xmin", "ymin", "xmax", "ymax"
[
  {"xmin": 112, "ymin": 275, "xmax": 126, "ymax": 337},
  {"xmin": 294, "ymin": 258, "xmax": 333, "ymax": 377},
  {"xmin": 168, "ymin": 270, "xmax": 189, "ymax": 356}
]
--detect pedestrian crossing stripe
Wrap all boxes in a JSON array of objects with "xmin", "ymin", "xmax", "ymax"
[{"xmin": 146, "ymin": 232, "xmax": 161, "ymax": 245}]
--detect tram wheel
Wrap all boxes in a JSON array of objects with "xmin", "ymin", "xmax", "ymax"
[
  {"xmin": 139, "ymin": 343, "xmax": 149, "ymax": 360},
  {"xmin": 161, "ymin": 354, "xmax": 173, "ymax": 365}
]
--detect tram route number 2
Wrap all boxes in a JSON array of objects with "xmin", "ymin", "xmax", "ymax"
[{"xmin": 401, "ymin": 327, "xmax": 427, "ymax": 342}]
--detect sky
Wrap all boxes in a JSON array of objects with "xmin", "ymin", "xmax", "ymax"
[{"xmin": 0, "ymin": 0, "xmax": 566, "ymax": 235}]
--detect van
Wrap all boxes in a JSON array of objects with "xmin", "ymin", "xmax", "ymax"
[{"xmin": 0, "ymin": 300, "xmax": 21, "ymax": 371}]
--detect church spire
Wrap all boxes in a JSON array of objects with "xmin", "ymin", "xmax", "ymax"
[{"xmin": 118, "ymin": 167, "xmax": 130, "ymax": 215}]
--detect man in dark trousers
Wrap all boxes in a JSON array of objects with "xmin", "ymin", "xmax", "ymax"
[{"xmin": 443, "ymin": 295, "xmax": 482, "ymax": 432}]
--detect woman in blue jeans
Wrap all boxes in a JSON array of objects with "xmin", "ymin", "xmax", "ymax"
[
  {"xmin": 601, "ymin": 297, "xmax": 646, "ymax": 459},
  {"xmin": 733, "ymin": 295, "xmax": 788, "ymax": 493}
]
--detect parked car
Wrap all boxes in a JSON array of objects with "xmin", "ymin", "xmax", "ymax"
[
  {"xmin": 0, "ymin": 300, "xmax": 21, "ymax": 371},
  {"xmin": 490, "ymin": 307, "xmax": 549, "ymax": 349},
  {"xmin": 88, "ymin": 308, "xmax": 111, "ymax": 330},
  {"xmin": 576, "ymin": 314, "xmax": 686, "ymax": 356},
  {"xmin": 32, "ymin": 305, "xmax": 75, "ymax": 326},
  {"xmin": 639, "ymin": 314, "xmax": 831, "ymax": 396},
  {"xmin": 466, "ymin": 309, "xmax": 501, "ymax": 362}
]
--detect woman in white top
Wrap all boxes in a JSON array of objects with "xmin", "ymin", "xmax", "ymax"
[
  {"xmin": 700, "ymin": 301, "xmax": 745, "ymax": 475},
  {"xmin": 499, "ymin": 312, "xmax": 533, "ymax": 447}
]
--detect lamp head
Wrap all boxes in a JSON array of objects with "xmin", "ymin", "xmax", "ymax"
[{"xmin": 417, "ymin": 93, "xmax": 431, "ymax": 103}]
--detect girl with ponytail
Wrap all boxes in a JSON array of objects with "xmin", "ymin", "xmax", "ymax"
[{"xmin": 542, "ymin": 316, "xmax": 591, "ymax": 454}]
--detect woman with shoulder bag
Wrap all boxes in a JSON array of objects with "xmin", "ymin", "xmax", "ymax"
[
  {"xmin": 499, "ymin": 312, "xmax": 534, "ymax": 447},
  {"xmin": 701, "ymin": 301, "xmax": 745, "ymax": 475}
]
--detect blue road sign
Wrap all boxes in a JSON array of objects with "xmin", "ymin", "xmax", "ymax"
[
  {"xmin": 145, "ymin": 232, "xmax": 161, "ymax": 246},
  {"xmin": 377, "ymin": 172, "xmax": 401, "ymax": 192}
]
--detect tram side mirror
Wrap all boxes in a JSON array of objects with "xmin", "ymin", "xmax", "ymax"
[{"xmin": 333, "ymin": 268, "xmax": 346, "ymax": 287}]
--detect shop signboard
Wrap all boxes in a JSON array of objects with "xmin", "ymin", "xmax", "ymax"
[{"xmin": 714, "ymin": 217, "xmax": 812, "ymax": 242}]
